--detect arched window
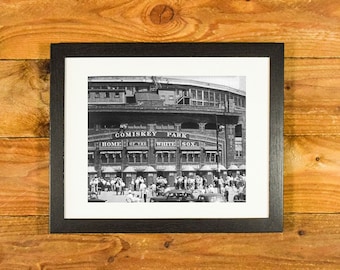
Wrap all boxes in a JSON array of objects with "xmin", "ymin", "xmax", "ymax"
[
  {"xmin": 181, "ymin": 122, "xmax": 199, "ymax": 129},
  {"xmin": 100, "ymin": 121, "xmax": 120, "ymax": 129}
]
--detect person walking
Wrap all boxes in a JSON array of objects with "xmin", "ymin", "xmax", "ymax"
[{"xmin": 140, "ymin": 181, "xmax": 147, "ymax": 202}]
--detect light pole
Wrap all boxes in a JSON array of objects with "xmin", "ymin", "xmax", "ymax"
[{"xmin": 215, "ymin": 115, "xmax": 224, "ymax": 179}]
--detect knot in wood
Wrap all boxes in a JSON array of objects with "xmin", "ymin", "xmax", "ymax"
[
  {"xmin": 150, "ymin": 5, "xmax": 175, "ymax": 25},
  {"xmin": 298, "ymin": 230, "xmax": 305, "ymax": 236}
]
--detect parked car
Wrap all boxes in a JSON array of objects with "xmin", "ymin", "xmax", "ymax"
[
  {"xmin": 149, "ymin": 189, "xmax": 195, "ymax": 202},
  {"xmin": 233, "ymin": 193, "xmax": 246, "ymax": 202},
  {"xmin": 88, "ymin": 191, "xmax": 106, "ymax": 202},
  {"xmin": 195, "ymin": 193, "xmax": 227, "ymax": 203}
]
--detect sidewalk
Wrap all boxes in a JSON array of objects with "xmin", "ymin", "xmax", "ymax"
[{"xmin": 97, "ymin": 191, "xmax": 147, "ymax": 203}]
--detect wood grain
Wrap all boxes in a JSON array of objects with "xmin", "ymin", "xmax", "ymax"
[
  {"xmin": 0, "ymin": 214, "xmax": 339, "ymax": 269},
  {"xmin": 0, "ymin": 0, "xmax": 340, "ymax": 59},
  {"xmin": 0, "ymin": 138, "xmax": 49, "ymax": 216},
  {"xmin": 1, "ymin": 58, "xmax": 340, "ymax": 137},
  {"xmin": 0, "ymin": 60, "xmax": 49, "ymax": 137},
  {"xmin": 284, "ymin": 136, "xmax": 340, "ymax": 213},
  {"xmin": 0, "ymin": 137, "xmax": 339, "ymax": 216},
  {"xmin": 1, "ymin": 0, "xmax": 340, "ymax": 268},
  {"xmin": 284, "ymin": 58, "xmax": 340, "ymax": 136}
]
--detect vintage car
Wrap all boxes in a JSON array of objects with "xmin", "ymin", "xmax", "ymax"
[
  {"xmin": 195, "ymin": 193, "xmax": 227, "ymax": 203},
  {"xmin": 149, "ymin": 189, "xmax": 195, "ymax": 202},
  {"xmin": 233, "ymin": 193, "xmax": 246, "ymax": 202},
  {"xmin": 88, "ymin": 191, "xmax": 106, "ymax": 202}
]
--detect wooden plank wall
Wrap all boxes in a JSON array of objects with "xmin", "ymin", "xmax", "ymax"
[{"xmin": 0, "ymin": 0, "xmax": 339, "ymax": 269}]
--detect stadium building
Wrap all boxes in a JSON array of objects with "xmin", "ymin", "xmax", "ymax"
[{"xmin": 88, "ymin": 76, "xmax": 246, "ymax": 186}]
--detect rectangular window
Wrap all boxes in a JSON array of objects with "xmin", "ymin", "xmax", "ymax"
[
  {"xmin": 88, "ymin": 153, "xmax": 94, "ymax": 163},
  {"xmin": 235, "ymin": 138, "xmax": 243, "ymax": 158},
  {"xmin": 157, "ymin": 152, "xmax": 162, "ymax": 163},
  {"xmin": 191, "ymin": 89, "xmax": 196, "ymax": 99},
  {"xmin": 114, "ymin": 153, "xmax": 122, "ymax": 163},
  {"xmin": 204, "ymin": 91, "xmax": 209, "ymax": 100},
  {"xmin": 216, "ymin": 92, "xmax": 220, "ymax": 103},
  {"xmin": 135, "ymin": 153, "xmax": 141, "ymax": 163},
  {"xmin": 170, "ymin": 152, "xmax": 176, "ymax": 162},
  {"xmin": 209, "ymin": 92, "xmax": 214, "ymax": 102},
  {"xmin": 142, "ymin": 152, "xmax": 148, "ymax": 163},
  {"xmin": 188, "ymin": 153, "xmax": 193, "ymax": 162},
  {"xmin": 197, "ymin": 90, "xmax": 202, "ymax": 99},
  {"xmin": 163, "ymin": 152, "xmax": 169, "ymax": 163},
  {"xmin": 221, "ymin": 93, "xmax": 225, "ymax": 102}
]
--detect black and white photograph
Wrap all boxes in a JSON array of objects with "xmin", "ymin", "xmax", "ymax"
[
  {"xmin": 50, "ymin": 43, "xmax": 283, "ymax": 232},
  {"xmin": 87, "ymin": 76, "xmax": 246, "ymax": 204}
]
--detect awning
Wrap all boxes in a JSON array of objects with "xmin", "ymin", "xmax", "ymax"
[
  {"xmin": 88, "ymin": 166, "xmax": 96, "ymax": 173},
  {"xmin": 156, "ymin": 165, "xmax": 177, "ymax": 172},
  {"xmin": 199, "ymin": 165, "xmax": 212, "ymax": 171},
  {"xmin": 212, "ymin": 164, "xmax": 227, "ymax": 171},
  {"xmin": 144, "ymin": 166, "xmax": 157, "ymax": 173},
  {"xmin": 239, "ymin": 164, "xmax": 246, "ymax": 170},
  {"xmin": 123, "ymin": 166, "xmax": 136, "ymax": 173},
  {"xmin": 182, "ymin": 165, "xmax": 197, "ymax": 172},
  {"xmin": 227, "ymin": 164, "xmax": 239, "ymax": 170},
  {"xmin": 102, "ymin": 166, "xmax": 116, "ymax": 173},
  {"xmin": 200, "ymin": 164, "xmax": 227, "ymax": 171}
]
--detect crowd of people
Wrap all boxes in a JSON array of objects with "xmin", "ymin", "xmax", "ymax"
[{"xmin": 89, "ymin": 172, "xmax": 246, "ymax": 203}]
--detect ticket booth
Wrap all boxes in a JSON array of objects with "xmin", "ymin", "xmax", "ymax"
[{"xmin": 123, "ymin": 166, "xmax": 136, "ymax": 189}]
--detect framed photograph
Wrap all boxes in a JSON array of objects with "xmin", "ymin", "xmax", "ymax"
[{"xmin": 50, "ymin": 43, "xmax": 284, "ymax": 233}]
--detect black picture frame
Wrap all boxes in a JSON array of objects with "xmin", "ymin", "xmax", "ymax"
[{"xmin": 50, "ymin": 43, "xmax": 284, "ymax": 233}]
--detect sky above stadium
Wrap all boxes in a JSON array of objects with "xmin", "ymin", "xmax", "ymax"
[{"xmin": 169, "ymin": 76, "xmax": 246, "ymax": 91}]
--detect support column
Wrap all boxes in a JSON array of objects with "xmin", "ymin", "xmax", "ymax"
[
  {"xmin": 226, "ymin": 125, "xmax": 235, "ymax": 168},
  {"xmin": 176, "ymin": 146, "xmax": 181, "ymax": 176},
  {"xmin": 148, "ymin": 138, "xmax": 156, "ymax": 166},
  {"xmin": 94, "ymin": 142, "xmax": 101, "ymax": 177}
]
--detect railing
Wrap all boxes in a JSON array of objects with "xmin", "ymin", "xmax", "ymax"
[{"xmin": 88, "ymin": 103, "xmax": 238, "ymax": 115}]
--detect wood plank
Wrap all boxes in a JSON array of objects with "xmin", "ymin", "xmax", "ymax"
[
  {"xmin": 284, "ymin": 136, "xmax": 340, "ymax": 213},
  {"xmin": 0, "ymin": 137, "xmax": 339, "ymax": 216},
  {"xmin": 0, "ymin": 0, "xmax": 340, "ymax": 59},
  {"xmin": 1, "ymin": 58, "xmax": 340, "ymax": 137},
  {"xmin": 0, "ymin": 214, "xmax": 339, "ymax": 269},
  {"xmin": 0, "ymin": 138, "xmax": 49, "ymax": 216},
  {"xmin": 0, "ymin": 60, "xmax": 50, "ymax": 137},
  {"xmin": 284, "ymin": 58, "xmax": 340, "ymax": 135}
]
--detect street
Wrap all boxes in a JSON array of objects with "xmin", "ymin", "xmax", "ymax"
[{"xmin": 95, "ymin": 190, "xmax": 146, "ymax": 202}]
